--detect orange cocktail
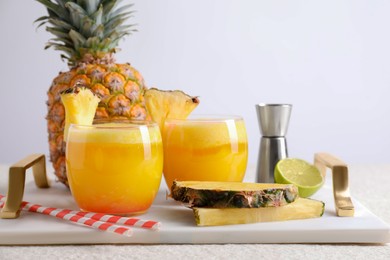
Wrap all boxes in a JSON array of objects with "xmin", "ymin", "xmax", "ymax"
[
  {"xmin": 66, "ymin": 121, "xmax": 163, "ymax": 215},
  {"xmin": 163, "ymin": 115, "xmax": 248, "ymax": 189}
]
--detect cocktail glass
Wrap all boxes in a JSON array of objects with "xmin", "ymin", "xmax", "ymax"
[
  {"xmin": 162, "ymin": 115, "xmax": 248, "ymax": 190},
  {"xmin": 65, "ymin": 120, "xmax": 163, "ymax": 215}
]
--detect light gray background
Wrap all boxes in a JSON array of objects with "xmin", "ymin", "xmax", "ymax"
[{"xmin": 1, "ymin": 0, "xmax": 389, "ymax": 165}]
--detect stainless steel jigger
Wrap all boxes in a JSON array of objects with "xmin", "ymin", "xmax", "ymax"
[{"xmin": 255, "ymin": 104, "xmax": 292, "ymax": 183}]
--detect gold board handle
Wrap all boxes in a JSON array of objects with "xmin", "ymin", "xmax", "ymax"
[
  {"xmin": 314, "ymin": 153, "xmax": 354, "ymax": 217},
  {"xmin": 0, "ymin": 154, "xmax": 50, "ymax": 219}
]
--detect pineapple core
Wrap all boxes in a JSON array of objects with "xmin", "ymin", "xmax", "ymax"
[{"xmin": 61, "ymin": 87, "xmax": 100, "ymax": 141}]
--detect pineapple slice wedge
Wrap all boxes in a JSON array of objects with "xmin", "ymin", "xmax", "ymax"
[
  {"xmin": 193, "ymin": 198, "xmax": 325, "ymax": 226},
  {"xmin": 144, "ymin": 88, "xmax": 200, "ymax": 131},
  {"xmin": 171, "ymin": 181, "xmax": 299, "ymax": 208},
  {"xmin": 60, "ymin": 87, "xmax": 100, "ymax": 142}
]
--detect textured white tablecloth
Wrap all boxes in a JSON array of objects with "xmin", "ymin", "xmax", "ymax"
[{"xmin": 0, "ymin": 164, "xmax": 389, "ymax": 259}]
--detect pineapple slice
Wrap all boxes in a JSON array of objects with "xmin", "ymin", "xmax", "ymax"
[
  {"xmin": 171, "ymin": 181, "xmax": 299, "ymax": 208},
  {"xmin": 193, "ymin": 198, "xmax": 325, "ymax": 226},
  {"xmin": 60, "ymin": 87, "xmax": 100, "ymax": 141},
  {"xmin": 144, "ymin": 88, "xmax": 200, "ymax": 130}
]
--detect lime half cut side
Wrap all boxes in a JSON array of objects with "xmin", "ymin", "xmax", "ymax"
[{"xmin": 274, "ymin": 158, "xmax": 324, "ymax": 198}]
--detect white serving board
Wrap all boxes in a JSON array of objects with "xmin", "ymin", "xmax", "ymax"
[{"xmin": 0, "ymin": 165, "xmax": 389, "ymax": 245}]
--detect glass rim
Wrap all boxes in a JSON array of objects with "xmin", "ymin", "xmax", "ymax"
[
  {"xmin": 69, "ymin": 119, "xmax": 158, "ymax": 129},
  {"xmin": 165, "ymin": 114, "xmax": 243, "ymax": 123}
]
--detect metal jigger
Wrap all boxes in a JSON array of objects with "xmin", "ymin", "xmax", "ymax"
[{"xmin": 255, "ymin": 104, "xmax": 292, "ymax": 183}]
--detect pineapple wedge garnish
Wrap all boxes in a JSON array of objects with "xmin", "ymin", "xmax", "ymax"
[
  {"xmin": 193, "ymin": 198, "xmax": 325, "ymax": 226},
  {"xmin": 171, "ymin": 181, "xmax": 299, "ymax": 208},
  {"xmin": 61, "ymin": 87, "xmax": 100, "ymax": 141},
  {"xmin": 144, "ymin": 88, "xmax": 200, "ymax": 131}
]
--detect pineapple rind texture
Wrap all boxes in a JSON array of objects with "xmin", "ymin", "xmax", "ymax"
[
  {"xmin": 193, "ymin": 198, "xmax": 325, "ymax": 226},
  {"xmin": 171, "ymin": 181, "xmax": 299, "ymax": 208},
  {"xmin": 47, "ymin": 63, "xmax": 148, "ymax": 186}
]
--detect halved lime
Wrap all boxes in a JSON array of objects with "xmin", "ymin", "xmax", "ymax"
[{"xmin": 274, "ymin": 158, "xmax": 324, "ymax": 198}]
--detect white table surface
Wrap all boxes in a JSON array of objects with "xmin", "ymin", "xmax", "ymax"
[{"xmin": 0, "ymin": 163, "xmax": 389, "ymax": 259}]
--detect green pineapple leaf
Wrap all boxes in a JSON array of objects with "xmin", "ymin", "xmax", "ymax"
[
  {"xmin": 36, "ymin": 0, "xmax": 136, "ymax": 66},
  {"xmin": 36, "ymin": 0, "xmax": 70, "ymax": 20},
  {"xmin": 79, "ymin": 0, "xmax": 100, "ymax": 14}
]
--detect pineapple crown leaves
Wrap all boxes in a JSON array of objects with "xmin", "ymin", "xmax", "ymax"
[{"xmin": 35, "ymin": 0, "xmax": 137, "ymax": 67}]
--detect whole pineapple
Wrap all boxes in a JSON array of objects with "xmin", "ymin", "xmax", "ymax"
[{"xmin": 36, "ymin": 0, "xmax": 148, "ymax": 186}]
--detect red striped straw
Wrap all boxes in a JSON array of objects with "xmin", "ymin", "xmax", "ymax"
[
  {"xmin": 0, "ymin": 194, "xmax": 160, "ymax": 236},
  {"xmin": 75, "ymin": 212, "xmax": 160, "ymax": 230}
]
